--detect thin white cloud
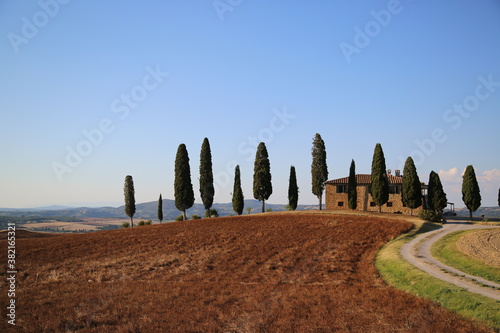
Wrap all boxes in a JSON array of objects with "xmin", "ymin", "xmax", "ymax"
[
  {"xmin": 478, "ymin": 168, "xmax": 500, "ymax": 183},
  {"xmin": 438, "ymin": 167, "xmax": 461, "ymax": 182}
]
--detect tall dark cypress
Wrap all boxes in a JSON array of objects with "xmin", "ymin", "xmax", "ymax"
[
  {"xmin": 462, "ymin": 165, "xmax": 481, "ymax": 221},
  {"xmin": 428, "ymin": 171, "xmax": 447, "ymax": 213},
  {"xmin": 370, "ymin": 143, "xmax": 389, "ymax": 212},
  {"xmin": 498, "ymin": 188, "xmax": 500, "ymax": 207},
  {"xmin": 124, "ymin": 175, "xmax": 136, "ymax": 227},
  {"xmin": 157, "ymin": 194, "xmax": 163, "ymax": 223},
  {"xmin": 199, "ymin": 137, "xmax": 215, "ymax": 217},
  {"xmin": 288, "ymin": 165, "xmax": 299, "ymax": 211},
  {"xmin": 348, "ymin": 160, "xmax": 357, "ymax": 210},
  {"xmin": 174, "ymin": 143, "xmax": 195, "ymax": 221},
  {"xmin": 401, "ymin": 156, "xmax": 422, "ymax": 215},
  {"xmin": 311, "ymin": 133, "xmax": 328, "ymax": 210},
  {"xmin": 253, "ymin": 142, "xmax": 272, "ymax": 213},
  {"xmin": 232, "ymin": 165, "xmax": 244, "ymax": 215}
]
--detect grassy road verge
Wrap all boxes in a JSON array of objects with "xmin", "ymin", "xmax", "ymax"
[
  {"xmin": 376, "ymin": 221, "xmax": 500, "ymax": 330},
  {"xmin": 431, "ymin": 229, "xmax": 500, "ymax": 284}
]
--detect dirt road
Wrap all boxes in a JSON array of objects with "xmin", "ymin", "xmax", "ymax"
[{"xmin": 400, "ymin": 221, "xmax": 500, "ymax": 301}]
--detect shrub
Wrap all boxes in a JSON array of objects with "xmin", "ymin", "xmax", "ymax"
[
  {"xmin": 175, "ymin": 215, "xmax": 185, "ymax": 222},
  {"xmin": 418, "ymin": 210, "xmax": 442, "ymax": 222},
  {"xmin": 138, "ymin": 221, "xmax": 146, "ymax": 226},
  {"xmin": 145, "ymin": 220, "xmax": 152, "ymax": 225},
  {"xmin": 191, "ymin": 215, "xmax": 202, "ymax": 220},
  {"xmin": 121, "ymin": 222, "xmax": 130, "ymax": 228},
  {"xmin": 205, "ymin": 209, "xmax": 219, "ymax": 218}
]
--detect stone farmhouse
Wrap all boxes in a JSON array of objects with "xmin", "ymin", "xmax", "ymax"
[{"xmin": 325, "ymin": 170, "xmax": 427, "ymax": 214}]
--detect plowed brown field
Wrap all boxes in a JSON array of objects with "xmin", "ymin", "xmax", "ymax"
[
  {"xmin": 457, "ymin": 229, "xmax": 500, "ymax": 268},
  {"xmin": 0, "ymin": 214, "xmax": 494, "ymax": 332}
]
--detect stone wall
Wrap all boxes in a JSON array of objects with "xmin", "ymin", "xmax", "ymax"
[{"xmin": 325, "ymin": 184, "xmax": 424, "ymax": 215}]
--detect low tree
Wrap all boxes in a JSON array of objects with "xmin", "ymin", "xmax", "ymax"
[
  {"xmin": 253, "ymin": 142, "xmax": 272, "ymax": 213},
  {"xmin": 124, "ymin": 175, "xmax": 136, "ymax": 227},
  {"xmin": 157, "ymin": 194, "xmax": 163, "ymax": 223},
  {"xmin": 311, "ymin": 133, "xmax": 328, "ymax": 210},
  {"xmin": 401, "ymin": 157, "xmax": 422, "ymax": 215},
  {"xmin": 199, "ymin": 138, "xmax": 215, "ymax": 217},
  {"xmin": 462, "ymin": 165, "xmax": 481, "ymax": 221},
  {"xmin": 370, "ymin": 143, "xmax": 389, "ymax": 212},
  {"xmin": 427, "ymin": 171, "xmax": 447, "ymax": 214},
  {"xmin": 232, "ymin": 165, "xmax": 244, "ymax": 215},
  {"xmin": 174, "ymin": 143, "xmax": 195, "ymax": 221},
  {"xmin": 288, "ymin": 166, "xmax": 299, "ymax": 211},
  {"xmin": 348, "ymin": 160, "xmax": 357, "ymax": 210}
]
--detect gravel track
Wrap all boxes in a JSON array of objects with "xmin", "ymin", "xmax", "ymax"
[{"xmin": 400, "ymin": 221, "xmax": 500, "ymax": 301}]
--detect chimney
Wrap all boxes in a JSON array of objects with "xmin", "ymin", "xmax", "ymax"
[
  {"xmin": 387, "ymin": 169, "xmax": 392, "ymax": 176},
  {"xmin": 395, "ymin": 169, "xmax": 401, "ymax": 177}
]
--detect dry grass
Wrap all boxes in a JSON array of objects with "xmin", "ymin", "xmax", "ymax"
[
  {"xmin": 0, "ymin": 213, "xmax": 494, "ymax": 332},
  {"xmin": 457, "ymin": 229, "xmax": 500, "ymax": 268}
]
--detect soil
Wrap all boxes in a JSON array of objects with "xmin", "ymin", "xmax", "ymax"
[
  {"xmin": 457, "ymin": 229, "xmax": 500, "ymax": 268},
  {"xmin": 0, "ymin": 214, "xmax": 494, "ymax": 332}
]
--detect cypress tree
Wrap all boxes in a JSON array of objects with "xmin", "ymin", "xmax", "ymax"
[
  {"xmin": 498, "ymin": 188, "xmax": 500, "ymax": 207},
  {"xmin": 232, "ymin": 165, "xmax": 244, "ymax": 215},
  {"xmin": 157, "ymin": 194, "xmax": 163, "ymax": 223},
  {"xmin": 124, "ymin": 175, "xmax": 136, "ymax": 227},
  {"xmin": 199, "ymin": 137, "xmax": 215, "ymax": 217},
  {"xmin": 401, "ymin": 156, "xmax": 422, "ymax": 215},
  {"xmin": 462, "ymin": 165, "xmax": 481, "ymax": 221},
  {"xmin": 348, "ymin": 159, "xmax": 357, "ymax": 210},
  {"xmin": 174, "ymin": 143, "xmax": 195, "ymax": 221},
  {"xmin": 311, "ymin": 133, "xmax": 328, "ymax": 210},
  {"xmin": 253, "ymin": 142, "xmax": 272, "ymax": 213},
  {"xmin": 288, "ymin": 165, "xmax": 299, "ymax": 211},
  {"xmin": 428, "ymin": 171, "xmax": 447, "ymax": 213},
  {"xmin": 370, "ymin": 143, "xmax": 389, "ymax": 212}
]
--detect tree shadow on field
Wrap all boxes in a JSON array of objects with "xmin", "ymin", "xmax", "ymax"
[{"xmin": 400, "ymin": 221, "xmax": 442, "ymax": 242}]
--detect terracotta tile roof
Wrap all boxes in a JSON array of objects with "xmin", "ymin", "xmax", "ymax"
[{"xmin": 325, "ymin": 174, "xmax": 404, "ymax": 185}]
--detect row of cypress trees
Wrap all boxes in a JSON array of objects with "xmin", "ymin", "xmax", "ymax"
[
  {"xmin": 350, "ymin": 143, "xmax": 481, "ymax": 218},
  {"xmin": 123, "ymin": 137, "xmax": 483, "ymax": 224}
]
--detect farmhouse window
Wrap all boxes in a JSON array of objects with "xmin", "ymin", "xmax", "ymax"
[
  {"xmin": 389, "ymin": 186, "xmax": 401, "ymax": 194},
  {"xmin": 387, "ymin": 202, "xmax": 393, "ymax": 207},
  {"xmin": 338, "ymin": 201, "xmax": 344, "ymax": 207},
  {"xmin": 336, "ymin": 185, "xmax": 347, "ymax": 193},
  {"xmin": 370, "ymin": 202, "xmax": 376, "ymax": 207}
]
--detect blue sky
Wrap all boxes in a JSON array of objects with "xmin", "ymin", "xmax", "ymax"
[{"xmin": 1, "ymin": 0, "xmax": 499, "ymax": 208}]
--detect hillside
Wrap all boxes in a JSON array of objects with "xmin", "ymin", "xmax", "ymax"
[
  {"xmin": 0, "ymin": 213, "xmax": 493, "ymax": 332},
  {"xmin": 0, "ymin": 199, "xmax": 317, "ymax": 221}
]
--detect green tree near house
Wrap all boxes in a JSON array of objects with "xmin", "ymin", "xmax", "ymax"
[
  {"xmin": 348, "ymin": 160, "xmax": 357, "ymax": 210},
  {"xmin": 174, "ymin": 143, "xmax": 195, "ymax": 221},
  {"xmin": 157, "ymin": 194, "xmax": 163, "ymax": 223},
  {"xmin": 311, "ymin": 133, "xmax": 328, "ymax": 210},
  {"xmin": 199, "ymin": 137, "xmax": 215, "ymax": 217},
  {"xmin": 462, "ymin": 165, "xmax": 481, "ymax": 221},
  {"xmin": 427, "ymin": 171, "xmax": 447, "ymax": 214},
  {"xmin": 370, "ymin": 143, "xmax": 389, "ymax": 212},
  {"xmin": 253, "ymin": 142, "xmax": 272, "ymax": 213},
  {"xmin": 401, "ymin": 156, "xmax": 422, "ymax": 215},
  {"xmin": 232, "ymin": 165, "xmax": 244, "ymax": 215},
  {"xmin": 288, "ymin": 165, "xmax": 299, "ymax": 211},
  {"xmin": 124, "ymin": 175, "xmax": 136, "ymax": 227}
]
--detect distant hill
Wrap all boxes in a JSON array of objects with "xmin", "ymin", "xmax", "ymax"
[
  {"xmin": 454, "ymin": 206, "xmax": 500, "ymax": 219},
  {"xmin": 0, "ymin": 200, "xmax": 318, "ymax": 221}
]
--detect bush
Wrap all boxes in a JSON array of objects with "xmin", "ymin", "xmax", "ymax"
[
  {"xmin": 121, "ymin": 222, "xmax": 130, "ymax": 228},
  {"xmin": 145, "ymin": 220, "xmax": 152, "ymax": 225},
  {"xmin": 205, "ymin": 209, "xmax": 219, "ymax": 218},
  {"xmin": 175, "ymin": 215, "xmax": 185, "ymax": 222},
  {"xmin": 138, "ymin": 221, "xmax": 145, "ymax": 226},
  {"xmin": 191, "ymin": 215, "xmax": 202, "ymax": 220},
  {"xmin": 418, "ymin": 210, "xmax": 442, "ymax": 222}
]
